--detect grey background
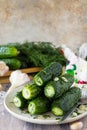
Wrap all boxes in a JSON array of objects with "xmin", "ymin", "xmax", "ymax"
[{"xmin": 0, "ymin": 0, "xmax": 87, "ymax": 51}]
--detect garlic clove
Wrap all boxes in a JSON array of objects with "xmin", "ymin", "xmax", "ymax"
[
  {"xmin": 0, "ymin": 84, "xmax": 3, "ymax": 91},
  {"xmin": 0, "ymin": 61, "xmax": 9, "ymax": 76},
  {"xmin": 70, "ymin": 121, "xmax": 83, "ymax": 130}
]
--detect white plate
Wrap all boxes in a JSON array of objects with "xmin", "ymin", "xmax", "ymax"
[{"xmin": 4, "ymin": 85, "xmax": 87, "ymax": 125}]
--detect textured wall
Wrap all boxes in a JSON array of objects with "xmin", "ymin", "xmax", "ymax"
[{"xmin": 0, "ymin": 0, "xmax": 87, "ymax": 51}]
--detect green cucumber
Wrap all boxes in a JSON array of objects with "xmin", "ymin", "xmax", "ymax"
[
  {"xmin": 34, "ymin": 62, "xmax": 62, "ymax": 86},
  {"xmin": 0, "ymin": 58, "xmax": 21, "ymax": 70},
  {"xmin": 28, "ymin": 96, "xmax": 50, "ymax": 114},
  {"xmin": 0, "ymin": 46, "xmax": 19, "ymax": 58},
  {"xmin": 44, "ymin": 74, "xmax": 74, "ymax": 99},
  {"xmin": 51, "ymin": 87, "xmax": 81, "ymax": 116},
  {"xmin": 22, "ymin": 82, "xmax": 41, "ymax": 100},
  {"xmin": 13, "ymin": 91, "xmax": 27, "ymax": 108}
]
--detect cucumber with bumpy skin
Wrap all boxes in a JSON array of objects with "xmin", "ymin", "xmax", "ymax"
[
  {"xmin": 13, "ymin": 91, "xmax": 27, "ymax": 108},
  {"xmin": 22, "ymin": 82, "xmax": 41, "ymax": 100},
  {"xmin": 34, "ymin": 62, "xmax": 62, "ymax": 86},
  {"xmin": 44, "ymin": 74, "xmax": 74, "ymax": 99},
  {"xmin": 51, "ymin": 87, "xmax": 81, "ymax": 116},
  {"xmin": 28, "ymin": 96, "xmax": 50, "ymax": 114},
  {"xmin": 0, "ymin": 46, "xmax": 19, "ymax": 58},
  {"xmin": 0, "ymin": 58, "xmax": 21, "ymax": 70}
]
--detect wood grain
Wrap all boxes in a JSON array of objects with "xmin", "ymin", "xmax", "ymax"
[
  {"xmin": 1, "ymin": 67, "xmax": 42, "ymax": 77},
  {"xmin": 0, "ymin": 75, "xmax": 33, "ymax": 84},
  {"xmin": 0, "ymin": 67, "xmax": 41, "ymax": 84}
]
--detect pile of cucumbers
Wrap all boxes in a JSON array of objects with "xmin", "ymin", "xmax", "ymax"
[
  {"xmin": 13, "ymin": 62, "xmax": 81, "ymax": 116},
  {"xmin": 0, "ymin": 46, "xmax": 21, "ymax": 70}
]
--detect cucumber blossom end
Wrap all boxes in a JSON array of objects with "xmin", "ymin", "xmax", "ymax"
[
  {"xmin": 34, "ymin": 75, "xmax": 43, "ymax": 86},
  {"xmin": 51, "ymin": 107, "xmax": 64, "ymax": 116},
  {"xmin": 13, "ymin": 96, "xmax": 22, "ymax": 108},
  {"xmin": 44, "ymin": 85, "xmax": 55, "ymax": 98}
]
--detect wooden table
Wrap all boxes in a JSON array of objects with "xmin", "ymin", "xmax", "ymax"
[{"xmin": 0, "ymin": 84, "xmax": 87, "ymax": 130}]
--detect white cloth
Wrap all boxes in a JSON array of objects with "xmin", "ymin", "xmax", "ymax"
[{"xmin": 62, "ymin": 45, "xmax": 87, "ymax": 98}]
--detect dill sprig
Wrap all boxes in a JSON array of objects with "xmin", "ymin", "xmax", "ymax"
[{"xmin": 7, "ymin": 41, "xmax": 67, "ymax": 68}]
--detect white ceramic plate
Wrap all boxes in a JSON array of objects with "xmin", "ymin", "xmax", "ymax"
[{"xmin": 4, "ymin": 85, "xmax": 87, "ymax": 125}]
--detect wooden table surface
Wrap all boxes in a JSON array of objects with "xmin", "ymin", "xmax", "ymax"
[{"xmin": 0, "ymin": 84, "xmax": 87, "ymax": 130}]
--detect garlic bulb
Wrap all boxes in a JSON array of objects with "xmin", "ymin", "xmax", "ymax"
[
  {"xmin": 9, "ymin": 70, "xmax": 30, "ymax": 87},
  {"xmin": 0, "ymin": 61, "xmax": 9, "ymax": 76},
  {"xmin": 8, "ymin": 70, "xmax": 30, "ymax": 92}
]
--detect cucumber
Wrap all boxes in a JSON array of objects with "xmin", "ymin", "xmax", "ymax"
[
  {"xmin": 51, "ymin": 87, "xmax": 81, "ymax": 116},
  {"xmin": 28, "ymin": 96, "xmax": 50, "ymax": 114},
  {"xmin": 44, "ymin": 74, "xmax": 74, "ymax": 99},
  {"xmin": 13, "ymin": 91, "xmax": 27, "ymax": 108},
  {"xmin": 34, "ymin": 62, "xmax": 62, "ymax": 86},
  {"xmin": 22, "ymin": 82, "xmax": 41, "ymax": 100},
  {"xmin": 0, "ymin": 46, "xmax": 19, "ymax": 58},
  {"xmin": 0, "ymin": 58, "xmax": 21, "ymax": 70}
]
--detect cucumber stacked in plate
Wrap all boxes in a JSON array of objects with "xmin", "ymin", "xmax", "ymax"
[{"xmin": 13, "ymin": 62, "xmax": 81, "ymax": 116}]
